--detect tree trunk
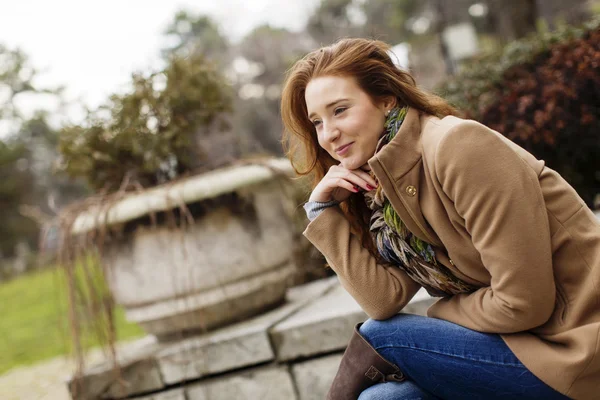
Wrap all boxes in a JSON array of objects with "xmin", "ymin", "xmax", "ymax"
[
  {"xmin": 488, "ymin": 0, "xmax": 538, "ymax": 42},
  {"xmin": 433, "ymin": 0, "xmax": 455, "ymax": 75}
]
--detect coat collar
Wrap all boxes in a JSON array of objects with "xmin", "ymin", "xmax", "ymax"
[
  {"xmin": 367, "ymin": 107, "xmax": 444, "ymax": 247},
  {"xmin": 369, "ymin": 107, "xmax": 424, "ymax": 180}
]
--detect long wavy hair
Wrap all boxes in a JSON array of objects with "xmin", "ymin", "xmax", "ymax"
[{"xmin": 281, "ymin": 38, "xmax": 456, "ymax": 257}]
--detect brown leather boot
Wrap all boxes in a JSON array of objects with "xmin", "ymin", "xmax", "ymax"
[{"xmin": 327, "ymin": 322, "xmax": 405, "ymax": 400}]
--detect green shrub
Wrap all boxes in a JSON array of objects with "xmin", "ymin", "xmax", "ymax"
[
  {"xmin": 59, "ymin": 54, "xmax": 233, "ymax": 192},
  {"xmin": 437, "ymin": 18, "xmax": 600, "ymax": 207}
]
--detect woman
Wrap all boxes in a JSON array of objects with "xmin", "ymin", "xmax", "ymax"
[{"xmin": 280, "ymin": 38, "xmax": 600, "ymax": 399}]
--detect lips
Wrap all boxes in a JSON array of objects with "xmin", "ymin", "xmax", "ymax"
[{"xmin": 335, "ymin": 142, "xmax": 354, "ymax": 155}]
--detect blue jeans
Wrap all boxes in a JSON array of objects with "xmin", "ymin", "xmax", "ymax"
[{"xmin": 357, "ymin": 314, "xmax": 570, "ymax": 400}]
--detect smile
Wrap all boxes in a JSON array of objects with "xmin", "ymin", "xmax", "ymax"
[{"xmin": 335, "ymin": 142, "xmax": 354, "ymax": 155}]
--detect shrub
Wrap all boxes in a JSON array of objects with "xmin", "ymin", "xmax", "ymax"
[
  {"xmin": 59, "ymin": 54, "xmax": 233, "ymax": 192},
  {"xmin": 437, "ymin": 18, "xmax": 600, "ymax": 207}
]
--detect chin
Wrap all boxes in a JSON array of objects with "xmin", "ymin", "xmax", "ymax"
[{"xmin": 340, "ymin": 157, "xmax": 365, "ymax": 171}]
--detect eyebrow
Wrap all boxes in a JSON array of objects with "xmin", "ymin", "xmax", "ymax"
[{"xmin": 308, "ymin": 98, "xmax": 349, "ymax": 120}]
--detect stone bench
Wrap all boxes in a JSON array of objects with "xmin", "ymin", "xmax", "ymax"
[{"xmin": 69, "ymin": 276, "xmax": 434, "ymax": 400}]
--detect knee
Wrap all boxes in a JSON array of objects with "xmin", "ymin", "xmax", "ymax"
[
  {"xmin": 357, "ymin": 383, "xmax": 397, "ymax": 400},
  {"xmin": 358, "ymin": 381, "xmax": 432, "ymax": 400},
  {"xmin": 359, "ymin": 316, "xmax": 401, "ymax": 350},
  {"xmin": 357, "ymin": 383, "xmax": 384, "ymax": 400},
  {"xmin": 359, "ymin": 314, "xmax": 430, "ymax": 348},
  {"xmin": 358, "ymin": 318, "xmax": 388, "ymax": 340},
  {"xmin": 359, "ymin": 314, "xmax": 421, "ymax": 337}
]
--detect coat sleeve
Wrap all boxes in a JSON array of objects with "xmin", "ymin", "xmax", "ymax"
[
  {"xmin": 303, "ymin": 206, "xmax": 421, "ymax": 320},
  {"xmin": 427, "ymin": 120, "xmax": 556, "ymax": 333}
]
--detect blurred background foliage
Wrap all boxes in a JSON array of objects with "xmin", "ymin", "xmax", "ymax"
[
  {"xmin": 0, "ymin": 45, "xmax": 85, "ymax": 278},
  {"xmin": 59, "ymin": 54, "xmax": 233, "ymax": 192},
  {"xmin": 439, "ymin": 16, "xmax": 600, "ymax": 206}
]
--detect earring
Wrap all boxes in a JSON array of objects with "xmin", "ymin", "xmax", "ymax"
[{"xmin": 385, "ymin": 110, "xmax": 390, "ymax": 116}]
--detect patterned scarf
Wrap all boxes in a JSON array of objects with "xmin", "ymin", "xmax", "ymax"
[{"xmin": 364, "ymin": 107, "xmax": 479, "ymax": 298}]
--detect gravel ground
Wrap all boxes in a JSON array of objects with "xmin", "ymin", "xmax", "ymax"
[
  {"xmin": 0, "ymin": 338, "xmax": 151, "ymax": 400},
  {"xmin": 0, "ymin": 349, "xmax": 105, "ymax": 400}
]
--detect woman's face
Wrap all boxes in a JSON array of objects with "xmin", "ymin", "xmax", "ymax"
[{"xmin": 305, "ymin": 75, "xmax": 393, "ymax": 170}]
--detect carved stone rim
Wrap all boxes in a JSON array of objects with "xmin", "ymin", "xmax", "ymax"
[{"xmin": 70, "ymin": 158, "xmax": 294, "ymax": 235}]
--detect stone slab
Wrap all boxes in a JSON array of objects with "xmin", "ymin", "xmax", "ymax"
[
  {"xmin": 69, "ymin": 357, "xmax": 163, "ymax": 400},
  {"xmin": 271, "ymin": 286, "xmax": 434, "ymax": 362},
  {"xmin": 186, "ymin": 366, "xmax": 297, "ymax": 400},
  {"xmin": 102, "ymin": 359, "xmax": 163, "ymax": 399},
  {"xmin": 67, "ymin": 336, "xmax": 161, "ymax": 400},
  {"xmin": 130, "ymin": 388, "xmax": 186, "ymax": 400},
  {"xmin": 270, "ymin": 283, "xmax": 366, "ymax": 362},
  {"xmin": 157, "ymin": 276, "xmax": 339, "ymax": 385},
  {"xmin": 291, "ymin": 354, "xmax": 343, "ymax": 400}
]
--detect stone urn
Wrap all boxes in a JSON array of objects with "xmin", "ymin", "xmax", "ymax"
[{"xmin": 71, "ymin": 159, "xmax": 297, "ymax": 339}]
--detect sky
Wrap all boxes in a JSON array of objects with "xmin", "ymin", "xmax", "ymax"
[{"xmin": 0, "ymin": 0, "xmax": 320, "ymax": 127}]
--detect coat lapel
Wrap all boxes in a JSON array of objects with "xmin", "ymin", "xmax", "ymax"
[{"xmin": 368, "ymin": 108, "xmax": 444, "ymax": 248}]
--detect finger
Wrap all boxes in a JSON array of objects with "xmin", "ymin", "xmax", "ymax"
[
  {"xmin": 332, "ymin": 168, "xmax": 377, "ymax": 190},
  {"xmin": 327, "ymin": 165, "xmax": 376, "ymax": 191},
  {"xmin": 332, "ymin": 164, "xmax": 376, "ymax": 187},
  {"xmin": 329, "ymin": 170, "xmax": 372, "ymax": 192},
  {"xmin": 332, "ymin": 177, "xmax": 360, "ymax": 193},
  {"xmin": 350, "ymin": 168, "xmax": 378, "ymax": 189}
]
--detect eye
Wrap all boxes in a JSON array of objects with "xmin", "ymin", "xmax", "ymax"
[
  {"xmin": 311, "ymin": 119, "xmax": 322, "ymax": 127},
  {"xmin": 334, "ymin": 107, "xmax": 347, "ymax": 116}
]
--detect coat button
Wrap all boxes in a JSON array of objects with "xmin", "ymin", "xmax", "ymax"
[{"xmin": 405, "ymin": 185, "xmax": 417, "ymax": 196}]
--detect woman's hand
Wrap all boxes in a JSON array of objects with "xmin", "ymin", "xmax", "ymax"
[{"xmin": 309, "ymin": 164, "xmax": 378, "ymax": 203}]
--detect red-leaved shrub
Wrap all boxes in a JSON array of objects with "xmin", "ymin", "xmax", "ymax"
[{"xmin": 438, "ymin": 19, "xmax": 600, "ymax": 207}]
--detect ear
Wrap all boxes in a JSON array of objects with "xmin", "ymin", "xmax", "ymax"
[{"xmin": 379, "ymin": 96, "xmax": 397, "ymax": 112}]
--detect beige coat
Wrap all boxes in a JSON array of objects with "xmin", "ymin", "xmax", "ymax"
[{"xmin": 303, "ymin": 108, "xmax": 600, "ymax": 399}]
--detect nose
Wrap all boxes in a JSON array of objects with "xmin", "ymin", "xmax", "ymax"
[{"xmin": 322, "ymin": 120, "xmax": 340, "ymax": 143}]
